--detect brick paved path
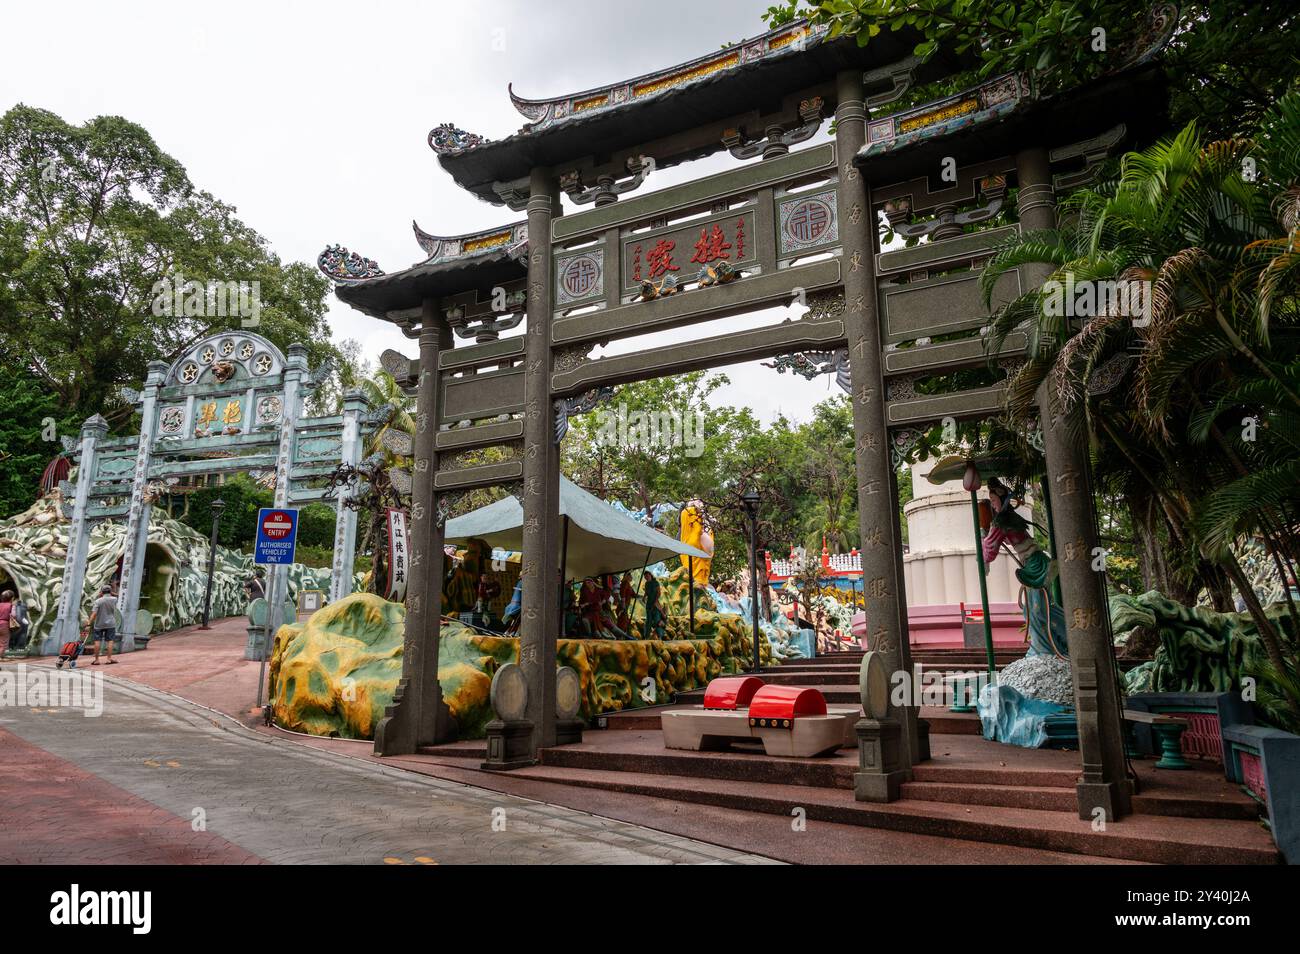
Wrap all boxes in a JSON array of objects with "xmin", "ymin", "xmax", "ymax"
[{"xmin": 0, "ymin": 667, "xmax": 777, "ymax": 865}]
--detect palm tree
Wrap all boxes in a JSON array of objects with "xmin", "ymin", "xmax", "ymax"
[{"xmin": 978, "ymin": 94, "xmax": 1300, "ymax": 700}]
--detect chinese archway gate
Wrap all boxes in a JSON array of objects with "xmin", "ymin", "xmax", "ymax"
[
  {"xmin": 50, "ymin": 333, "xmax": 375, "ymax": 657},
  {"xmin": 321, "ymin": 9, "xmax": 1177, "ymax": 821}
]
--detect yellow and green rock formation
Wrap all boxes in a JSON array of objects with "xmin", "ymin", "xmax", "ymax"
[{"xmin": 268, "ymin": 584, "xmax": 768, "ymax": 740}]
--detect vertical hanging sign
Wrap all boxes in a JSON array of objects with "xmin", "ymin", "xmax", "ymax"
[{"xmin": 386, "ymin": 508, "xmax": 410, "ymax": 602}]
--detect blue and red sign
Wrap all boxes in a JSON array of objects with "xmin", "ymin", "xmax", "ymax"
[{"xmin": 254, "ymin": 508, "xmax": 299, "ymax": 565}]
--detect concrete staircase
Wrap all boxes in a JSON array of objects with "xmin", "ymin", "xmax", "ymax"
[{"xmin": 415, "ymin": 648, "xmax": 1275, "ymax": 864}]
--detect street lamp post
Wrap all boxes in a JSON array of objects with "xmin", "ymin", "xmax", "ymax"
[
  {"xmin": 742, "ymin": 489, "xmax": 761, "ymax": 673},
  {"xmin": 200, "ymin": 497, "xmax": 226, "ymax": 630}
]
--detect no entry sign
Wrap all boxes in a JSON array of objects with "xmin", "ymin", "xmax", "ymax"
[{"xmin": 254, "ymin": 507, "xmax": 299, "ymax": 565}]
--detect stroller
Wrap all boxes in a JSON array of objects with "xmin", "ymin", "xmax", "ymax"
[{"xmin": 55, "ymin": 628, "xmax": 91, "ymax": 669}]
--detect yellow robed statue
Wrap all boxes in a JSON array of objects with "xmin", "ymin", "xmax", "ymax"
[{"xmin": 679, "ymin": 500, "xmax": 714, "ymax": 586}]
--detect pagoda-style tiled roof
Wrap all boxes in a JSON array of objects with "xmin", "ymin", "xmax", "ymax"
[
  {"xmin": 318, "ymin": 220, "xmax": 527, "ymax": 320},
  {"xmin": 435, "ymin": 19, "xmax": 943, "ymax": 205}
]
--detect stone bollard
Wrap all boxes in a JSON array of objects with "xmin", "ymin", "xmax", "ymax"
[
  {"xmin": 854, "ymin": 651, "xmax": 910, "ymax": 802},
  {"xmin": 482, "ymin": 663, "xmax": 536, "ymax": 771}
]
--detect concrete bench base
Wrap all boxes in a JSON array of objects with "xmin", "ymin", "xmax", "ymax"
[{"xmin": 662, "ymin": 705, "xmax": 860, "ymax": 757}]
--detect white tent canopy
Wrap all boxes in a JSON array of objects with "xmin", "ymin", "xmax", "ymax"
[{"xmin": 444, "ymin": 476, "xmax": 708, "ymax": 580}]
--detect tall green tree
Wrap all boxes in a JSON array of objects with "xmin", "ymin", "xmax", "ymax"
[{"xmin": 0, "ymin": 105, "xmax": 339, "ymax": 427}]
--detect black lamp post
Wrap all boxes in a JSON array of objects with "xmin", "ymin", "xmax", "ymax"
[
  {"xmin": 200, "ymin": 497, "xmax": 225, "ymax": 629},
  {"xmin": 742, "ymin": 489, "xmax": 761, "ymax": 673}
]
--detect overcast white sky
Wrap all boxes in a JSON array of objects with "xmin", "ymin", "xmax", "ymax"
[{"xmin": 2, "ymin": 0, "xmax": 846, "ymax": 424}]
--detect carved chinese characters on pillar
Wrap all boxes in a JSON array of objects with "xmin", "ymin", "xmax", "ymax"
[
  {"xmin": 857, "ymin": 433, "xmax": 878, "ymax": 454},
  {"xmin": 862, "ymin": 525, "xmax": 883, "ymax": 547},
  {"xmin": 867, "ymin": 577, "xmax": 889, "ymax": 599},
  {"xmin": 1072, "ymin": 607, "xmax": 1100, "ymax": 630},
  {"xmin": 1056, "ymin": 469, "xmax": 1080, "ymax": 495}
]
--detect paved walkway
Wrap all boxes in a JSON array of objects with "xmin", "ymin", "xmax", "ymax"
[
  {"xmin": 0, "ymin": 667, "xmax": 776, "ymax": 865},
  {"xmin": 84, "ymin": 621, "xmax": 1134, "ymax": 864}
]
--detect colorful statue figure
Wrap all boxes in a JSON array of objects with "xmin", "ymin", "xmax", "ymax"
[
  {"xmin": 598, "ymin": 573, "xmax": 629, "ymax": 639},
  {"xmin": 502, "ymin": 577, "xmax": 524, "ymax": 635},
  {"xmin": 642, "ymin": 570, "xmax": 667, "ymax": 640},
  {"xmin": 475, "ymin": 572, "xmax": 501, "ymax": 615},
  {"xmin": 982, "ymin": 478, "xmax": 1068, "ymax": 657},
  {"xmin": 679, "ymin": 500, "xmax": 714, "ymax": 586},
  {"xmin": 577, "ymin": 578, "xmax": 604, "ymax": 638},
  {"xmin": 616, "ymin": 572, "xmax": 635, "ymax": 632},
  {"xmin": 561, "ymin": 582, "xmax": 579, "ymax": 637},
  {"xmin": 443, "ymin": 537, "xmax": 490, "ymax": 613}
]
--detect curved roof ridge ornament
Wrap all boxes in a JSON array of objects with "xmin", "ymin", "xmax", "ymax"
[
  {"xmin": 318, "ymin": 245, "xmax": 384, "ymax": 283},
  {"xmin": 505, "ymin": 19, "xmax": 829, "ymax": 131},
  {"xmin": 412, "ymin": 220, "xmax": 441, "ymax": 258},
  {"xmin": 1115, "ymin": 2, "xmax": 1179, "ymax": 70},
  {"xmin": 428, "ymin": 122, "xmax": 490, "ymax": 155},
  {"xmin": 404, "ymin": 220, "xmax": 529, "ymax": 266}
]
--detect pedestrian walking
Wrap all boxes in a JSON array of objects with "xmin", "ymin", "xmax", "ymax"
[
  {"xmin": 4, "ymin": 591, "xmax": 31, "ymax": 653},
  {"xmin": 0, "ymin": 590, "xmax": 14, "ymax": 654},
  {"xmin": 89, "ymin": 586, "xmax": 120, "ymax": 665}
]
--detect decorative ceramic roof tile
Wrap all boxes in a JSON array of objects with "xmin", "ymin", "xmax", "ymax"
[
  {"xmin": 428, "ymin": 123, "xmax": 491, "ymax": 156},
  {"xmin": 503, "ymin": 20, "xmax": 829, "ymax": 133},
  {"xmin": 317, "ymin": 245, "xmax": 385, "ymax": 283}
]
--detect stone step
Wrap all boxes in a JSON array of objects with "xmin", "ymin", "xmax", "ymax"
[
  {"xmin": 510, "ymin": 763, "xmax": 1279, "ymax": 865},
  {"xmin": 598, "ymin": 704, "xmax": 982, "ymax": 735},
  {"xmin": 902, "ymin": 778, "xmax": 1260, "ymax": 820},
  {"xmin": 902, "ymin": 780, "xmax": 1078, "ymax": 812}
]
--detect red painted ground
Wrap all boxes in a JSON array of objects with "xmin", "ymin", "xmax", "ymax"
[{"xmin": 0, "ymin": 728, "xmax": 263, "ymax": 864}]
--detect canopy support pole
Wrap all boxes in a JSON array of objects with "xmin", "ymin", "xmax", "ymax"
[{"xmin": 558, "ymin": 515, "xmax": 570, "ymax": 637}]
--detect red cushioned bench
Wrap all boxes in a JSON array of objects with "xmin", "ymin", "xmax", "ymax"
[{"xmin": 663, "ymin": 678, "xmax": 859, "ymax": 757}]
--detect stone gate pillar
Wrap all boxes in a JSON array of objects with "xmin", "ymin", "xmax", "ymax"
[
  {"xmin": 374, "ymin": 302, "xmax": 455, "ymax": 755},
  {"xmin": 329, "ymin": 389, "xmax": 367, "ymax": 603},
  {"xmin": 836, "ymin": 69, "xmax": 919, "ymax": 775},
  {"xmin": 116, "ymin": 360, "xmax": 168, "ymax": 651},
  {"xmin": 47, "ymin": 414, "xmax": 109, "ymax": 654},
  {"xmin": 1015, "ymin": 146, "xmax": 1131, "ymax": 820},
  {"xmin": 258, "ymin": 344, "xmax": 307, "ymax": 665},
  {"xmin": 520, "ymin": 166, "xmax": 562, "ymax": 755}
]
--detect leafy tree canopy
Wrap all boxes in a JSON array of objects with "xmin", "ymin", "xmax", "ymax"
[{"xmin": 0, "ymin": 105, "xmax": 342, "ymax": 429}]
